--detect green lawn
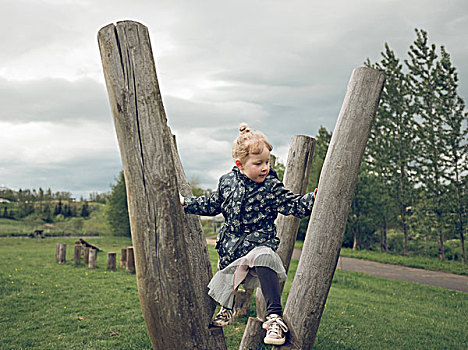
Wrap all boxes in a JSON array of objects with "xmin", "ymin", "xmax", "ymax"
[{"xmin": 1, "ymin": 237, "xmax": 466, "ymax": 349}]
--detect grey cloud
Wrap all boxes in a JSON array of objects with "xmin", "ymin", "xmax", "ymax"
[
  {"xmin": 0, "ymin": 77, "xmax": 111, "ymax": 123},
  {"xmin": 1, "ymin": 152, "xmax": 122, "ymax": 198}
]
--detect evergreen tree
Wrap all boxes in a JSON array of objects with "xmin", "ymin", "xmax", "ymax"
[
  {"xmin": 436, "ymin": 46, "xmax": 468, "ymax": 264},
  {"xmin": 406, "ymin": 29, "xmax": 449, "ymax": 260},
  {"xmin": 80, "ymin": 202, "xmax": 90, "ymax": 218},
  {"xmin": 106, "ymin": 171, "xmax": 131, "ymax": 236},
  {"xmin": 54, "ymin": 199, "xmax": 63, "ymax": 216},
  {"xmin": 366, "ymin": 43, "xmax": 416, "ymax": 254}
]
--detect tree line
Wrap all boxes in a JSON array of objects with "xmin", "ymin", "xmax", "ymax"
[{"xmin": 0, "ymin": 187, "xmax": 106, "ymax": 222}]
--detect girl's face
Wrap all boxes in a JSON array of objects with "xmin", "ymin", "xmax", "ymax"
[{"xmin": 236, "ymin": 145, "xmax": 270, "ymax": 183}]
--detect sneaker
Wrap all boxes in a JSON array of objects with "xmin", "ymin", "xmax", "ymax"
[
  {"xmin": 211, "ymin": 307, "xmax": 234, "ymax": 327},
  {"xmin": 263, "ymin": 314, "xmax": 288, "ymax": 345}
]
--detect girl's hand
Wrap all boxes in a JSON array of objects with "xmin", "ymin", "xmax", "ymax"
[
  {"xmin": 179, "ymin": 193, "xmax": 185, "ymax": 206},
  {"xmin": 313, "ymin": 188, "xmax": 318, "ymax": 199}
]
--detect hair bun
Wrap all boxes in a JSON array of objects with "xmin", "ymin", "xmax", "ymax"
[{"xmin": 239, "ymin": 123, "xmax": 250, "ymax": 134}]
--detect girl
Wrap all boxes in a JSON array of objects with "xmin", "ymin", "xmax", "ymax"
[{"xmin": 180, "ymin": 124, "xmax": 316, "ymax": 346}]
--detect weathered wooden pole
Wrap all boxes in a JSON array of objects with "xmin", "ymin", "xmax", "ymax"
[
  {"xmin": 74, "ymin": 243, "xmax": 82, "ymax": 265},
  {"xmin": 125, "ymin": 247, "xmax": 135, "ymax": 273},
  {"xmin": 277, "ymin": 67, "xmax": 385, "ymax": 350},
  {"xmin": 98, "ymin": 20, "xmax": 225, "ymax": 349},
  {"xmin": 58, "ymin": 243, "xmax": 66, "ymax": 264},
  {"xmin": 55, "ymin": 243, "xmax": 60, "ymax": 261},
  {"xmin": 83, "ymin": 247, "xmax": 90, "ymax": 265},
  {"xmin": 88, "ymin": 248, "xmax": 97, "ymax": 269},
  {"xmin": 107, "ymin": 252, "xmax": 117, "ymax": 271},
  {"xmin": 120, "ymin": 248, "xmax": 127, "ymax": 268},
  {"xmin": 239, "ymin": 135, "xmax": 315, "ymax": 350}
]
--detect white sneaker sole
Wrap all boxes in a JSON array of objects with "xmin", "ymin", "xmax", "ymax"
[{"xmin": 264, "ymin": 336, "xmax": 286, "ymax": 345}]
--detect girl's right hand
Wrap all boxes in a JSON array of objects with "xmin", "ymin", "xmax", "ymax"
[{"xmin": 179, "ymin": 193, "xmax": 185, "ymax": 206}]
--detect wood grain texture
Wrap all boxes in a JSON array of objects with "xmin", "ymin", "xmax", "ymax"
[
  {"xmin": 280, "ymin": 67, "xmax": 385, "ymax": 350},
  {"xmin": 98, "ymin": 21, "xmax": 225, "ymax": 349}
]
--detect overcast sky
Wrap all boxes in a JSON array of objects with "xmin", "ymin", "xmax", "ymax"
[{"xmin": 1, "ymin": 0, "xmax": 467, "ymax": 199}]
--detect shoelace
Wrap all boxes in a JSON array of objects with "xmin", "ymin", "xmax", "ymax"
[{"xmin": 263, "ymin": 316, "xmax": 289, "ymax": 335}]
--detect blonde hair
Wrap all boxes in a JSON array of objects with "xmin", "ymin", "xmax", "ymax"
[{"xmin": 232, "ymin": 123, "xmax": 273, "ymax": 161}]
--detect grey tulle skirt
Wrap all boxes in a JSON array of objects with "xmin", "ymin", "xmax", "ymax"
[{"xmin": 207, "ymin": 246, "xmax": 287, "ymax": 309}]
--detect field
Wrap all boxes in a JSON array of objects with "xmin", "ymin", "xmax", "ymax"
[{"xmin": 1, "ymin": 237, "xmax": 467, "ymax": 349}]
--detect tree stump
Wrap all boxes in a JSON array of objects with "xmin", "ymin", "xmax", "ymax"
[
  {"xmin": 107, "ymin": 252, "xmax": 116, "ymax": 271},
  {"xmin": 120, "ymin": 248, "xmax": 127, "ymax": 268},
  {"xmin": 88, "ymin": 248, "xmax": 97, "ymax": 269},
  {"xmin": 279, "ymin": 67, "xmax": 385, "ymax": 349},
  {"xmin": 58, "ymin": 243, "xmax": 66, "ymax": 264},
  {"xmin": 126, "ymin": 247, "xmax": 135, "ymax": 273},
  {"xmin": 84, "ymin": 247, "xmax": 90, "ymax": 265},
  {"xmin": 74, "ymin": 244, "xmax": 81, "ymax": 265}
]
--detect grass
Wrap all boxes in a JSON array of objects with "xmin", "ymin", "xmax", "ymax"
[{"xmin": 1, "ymin": 237, "xmax": 467, "ymax": 349}]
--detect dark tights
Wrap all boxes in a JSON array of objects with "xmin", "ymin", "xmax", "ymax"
[{"xmin": 255, "ymin": 266, "xmax": 282, "ymax": 316}]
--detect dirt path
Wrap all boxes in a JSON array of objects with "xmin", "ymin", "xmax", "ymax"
[{"xmin": 293, "ymin": 249, "xmax": 468, "ymax": 293}]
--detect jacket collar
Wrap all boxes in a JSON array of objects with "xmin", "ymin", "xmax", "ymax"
[{"xmin": 231, "ymin": 166, "xmax": 279, "ymax": 184}]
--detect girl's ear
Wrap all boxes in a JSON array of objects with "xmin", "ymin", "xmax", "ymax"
[{"xmin": 235, "ymin": 159, "xmax": 244, "ymax": 170}]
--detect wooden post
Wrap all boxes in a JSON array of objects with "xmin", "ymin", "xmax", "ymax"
[
  {"xmin": 240, "ymin": 135, "xmax": 315, "ymax": 350},
  {"xmin": 84, "ymin": 247, "xmax": 90, "ymax": 265},
  {"xmin": 107, "ymin": 252, "xmax": 117, "ymax": 271},
  {"xmin": 120, "ymin": 248, "xmax": 127, "ymax": 268},
  {"xmin": 277, "ymin": 67, "xmax": 385, "ymax": 350},
  {"xmin": 126, "ymin": 247, "xmax": 135, "ymax": 273},
  {"xmin": 98, "ymin": 20, "xmax": 225, "ymax": 349},
  {"xmin": 55, "ymin": 243, "xmax": 60, "ymax": 261},
  {"xmin": 74, "ymin": 244, "xmax": 82, "ymax": 265},
  {"xmin": 88, "ymin": 248, "xmax": 97, "ymax": 269},
  {"xmin": 58, "ymin": 243, "xmax": 66, "ymax": 264}
]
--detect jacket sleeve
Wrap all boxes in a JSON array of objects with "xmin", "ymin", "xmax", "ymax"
[
  {"xmin": 271, "ymin": 179, "xmax": 315, "ymax": 218},
  {"xmin": 183, "ymin": 180, "xmax": 223, "ymax": 216}
]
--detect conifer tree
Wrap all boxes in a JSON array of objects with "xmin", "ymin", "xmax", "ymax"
[
  {"xmin": 106, "ymin": 171, "xmax": 131, "ymax": 236},
  {"xmin": 406, "ymin": 29, "xmax": 448, "ymax": 260},
  {"xmin": 366, "ymin": 43, "xmax": 415, "ymax": 253},
  {"xmin": 435, "ymin": 46, "xmax": 467, "ymax": 264}
]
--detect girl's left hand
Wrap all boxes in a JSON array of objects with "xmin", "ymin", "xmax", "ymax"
[{"xmin": 313, "ymin": 188, "xmax": 318, "ymax": 199}]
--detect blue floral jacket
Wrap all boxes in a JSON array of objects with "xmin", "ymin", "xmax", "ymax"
[{"xmin": 183, "ymin": 166, "xmax": 315, "ymax": 269}]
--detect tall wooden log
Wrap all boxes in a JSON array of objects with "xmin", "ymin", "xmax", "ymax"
[
  {"xmin": 107, "ymin": 252, "xmax": 117, "ymax": 271},
  {"xmin": 240, "ymin": 135, "xmax": 315, "ymax": 350},
  {"xmin": 88, "ymin": 248, "xmax": 97, "ymax": 269},
  {"xmin": 120, "ymin": 248, "xmax": 127, "ymax": 268},
  {"xmin": 126, "ymin": 247, "xmax": 135, "ymax": 273},
  {"xmin": 74, "ymin": 244, "xmax": 82, "ymax": 265},
  {"xmin": 278, "ymin": 67, "xmax": 385, "ymax": 349},
  {"xmin": 98, "ymin": 20, "xmax": 225, "ymax": 349},
  {"xmin": 58, "ymin": 243, "xmax": 66, "ymax": 264}
]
